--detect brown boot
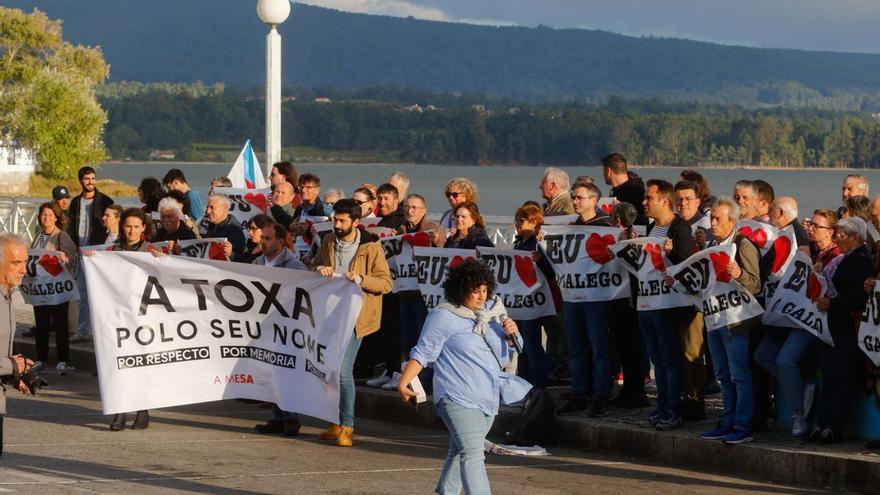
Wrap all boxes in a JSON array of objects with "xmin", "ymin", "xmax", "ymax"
[
  {"xmin": 319, "ymin": 424, "xmax": 342, "ymax": 441},
  {"xmin": 336, "ymin": 426, "xmax": 354, "ymax": 447}
]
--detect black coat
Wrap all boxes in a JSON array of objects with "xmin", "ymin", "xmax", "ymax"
[
  {"xmin": 444, "ymin": 226, "xmax": 494, "ymax": 250},
  {"xmin": 68, "ymin": 190, "xmax": 114, "ymax": 247},
  {"xmin": 828, "ymin": 244, "xmax": 874, "ymax": 336}
]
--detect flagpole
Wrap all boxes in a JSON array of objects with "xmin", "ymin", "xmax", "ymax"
[{"xmin": 257, "ymin": 0, "xmax": 290, "ymax": 176}]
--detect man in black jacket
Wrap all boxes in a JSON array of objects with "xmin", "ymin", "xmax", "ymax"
[
  {"xmin": 205, "ymin": 194, "xmax": 246, "ymax": 261},
  {"xmin": 602, "ymin": 153, "xmax": 647, "ymax": 226},
  {"xmin": 68, "ymin": 166, "xmax": 115, "ymax": 248}
]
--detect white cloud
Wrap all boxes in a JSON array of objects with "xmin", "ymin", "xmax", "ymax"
[{"xmin": 298, "ymin": 0, "xmax": 517, "ymax": 26}]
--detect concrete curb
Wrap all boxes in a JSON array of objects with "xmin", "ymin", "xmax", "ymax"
[{"xmin": 355, "ymin": 387, "xmax": 880, "ymax": 494}]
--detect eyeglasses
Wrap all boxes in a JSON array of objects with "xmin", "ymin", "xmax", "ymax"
[
  {"xmin": 805, "ymin": 221, "xmax": 833, "ymax": 231},
  {"xmin": 248, "ymin": 225, "xmax": 260, "ymax": 231},
  {"xmin": 445, "ymin": 192, "xmax": 462, "ymax": 199},
  {"xmin": 570, "ymin": 195, "xmax": 595, "ymax": 201},
  {"xmin": 353, "ymin": 199, "xmax": 367, "ymax": 206},
  {"xmin": 403, "ymin": 205, "xmax": 424, "ymax": 210},
  {"xmin": 300, "ymin": 184, "xmax": 318, "ymax": 190},
  {"xmin": 676, "ymin": 197, "xmax": 699, "ymax": 203}
]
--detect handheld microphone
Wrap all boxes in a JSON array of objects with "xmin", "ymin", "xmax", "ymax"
[{"xmin": 499, "ymin": 315, "xmax": 524, "ymax": 354}]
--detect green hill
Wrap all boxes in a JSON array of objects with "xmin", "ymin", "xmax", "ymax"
[{"xmin": 6, "ymin": 1, "xmax": 880, "ymax": 107}]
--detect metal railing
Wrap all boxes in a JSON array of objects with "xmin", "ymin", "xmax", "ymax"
[
  {"xmin": 0, "ymin": 199, "xmax": 520, "ymax": 246},
  {"xmin": 0, "ymin": 197, "xmax": 42, "ymax": 243}
]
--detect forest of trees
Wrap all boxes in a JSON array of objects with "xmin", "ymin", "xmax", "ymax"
[{"xmin": 100, "ymin": 85, "xmax": 880, "ymax": 168}]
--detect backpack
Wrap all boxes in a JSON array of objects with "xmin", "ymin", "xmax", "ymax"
[{"xmin": 502, "ymin": 388, "xmax": 555, "ymax": 447}]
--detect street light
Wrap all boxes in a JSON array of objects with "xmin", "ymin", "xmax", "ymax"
[{"xmin": 257, "ymin": 0, "xmax": 291, "ymax": 175}]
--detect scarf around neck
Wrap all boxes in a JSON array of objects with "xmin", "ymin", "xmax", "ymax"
[{"xmin": 438, "ymin": 295, "xmax": 507, "ymax": 336}]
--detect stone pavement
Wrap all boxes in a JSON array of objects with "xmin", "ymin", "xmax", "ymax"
[{"xmin": 10, "ymin": 298, "xmax": 880, "ymax": 494}]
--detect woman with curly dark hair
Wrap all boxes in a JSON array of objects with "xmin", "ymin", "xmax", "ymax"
[{"xmin": 398, "ymin": 258, "xmax": 523, "ymax": 495}]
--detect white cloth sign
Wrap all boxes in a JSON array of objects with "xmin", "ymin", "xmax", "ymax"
[
  {"xmin": 21, "ymin": 249, "xmax": 80, "ymax": 306},
  {"xmin": 734, "ymin": 220, "xmax": 797, "ymax": 300},
  {"xmin": 381, "ymin": 232, "xmax": 433, "ymax": 293},
  {"xmin": 611, "ymin": 238, "xmax": 696, "ymax": 311},
  {"xmin": 668, "ymin": 244, "xmax": 764, "ymax": 331},
  {"xmin": 477, "ymin": 247, "xmax": 555, "ymax": 321},
  {"xmin": 540, "ymin": 225, "xmax": 629, "ymax": 303},
  {"xmin": 83, "ymin": 252, "xmax": 363, "ymax": 420},
  {"xmin": 763, "ymin": 251, "xmax": 832, "ymax": 345},
  {"xmin": 597, "ymin": 197, "xmax": 617, "ymax": 216},
  {"xmin": 177, "ymin": 238, "xmax": 228, "ymax": 261},
  {"xmin": 292, "ymin": 218, "xmax": 332, "ymax": 260},
  {"xmin": 81, "ymin": 243, "xmax": 114, "ymax": 252},
  {"xmin": 213, "ymin": 187, "xmax": 272, "ymax": 229},
  {"xmin": 542, "ymin": 215, "xmax": 578, "ymax": 226},
  {"xmin": 412, "ymin": 247, "xmax": 477, "ymax": 310},
  {"xmin": 860, "ymin": 285, "xmax": 880, "ymax": 366}
]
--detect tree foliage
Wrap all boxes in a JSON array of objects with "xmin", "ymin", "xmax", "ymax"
[{"xmin": 1, "ymin": 7, "xmax": 108, "ymax": 179}]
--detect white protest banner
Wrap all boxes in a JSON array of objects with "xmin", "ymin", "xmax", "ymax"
[
  {"xmin": 477, "ymin": 247, "xmax": 555, "ymax": 320},
  {"xmin": 214, "ymin": 187, "xmax": 272, "ymax": 229},
  {"xmin": 361, "ymin": 217, "xmax": 383, "ymax": 228},
  {"xmin": 735, "ymin": 220, "xmax": 797, "ymax": 300},
  {"xmin": 83, "ymin": 252, "xmax": 363, "ymax": 421},
  {"xmin": 860, "ymin": 285, "xmax": 880, "ymax": 366},
  {"xmin": 20, "ymin": 249, "xmax": 79, "ymax": 306},
  {"xmin": 668, "ymin": 244, "xmax": 764, "ymax": 331},
  {"xmin": 763, "ymin": 251, "xmax": 832, "ymax": 345},
  {"xmin": 292, "ymin": 216, "xmax": 331, "ymax": 260},
  {"xmin": 611, "ymin": 238, "xmax": 697, "ymax": 311},
  {"xmin": 597, "ymin": 197, "xmax": 617, "ymax": 216},
  {"xmin": 381, "ymin": 231, "xmax": 433, "ymax": 293},
  {"xmin": 540, "ymin": 225, "xmax": 629, "ymax": 303},
  {"xmin": 177, "ymin": 238, "xmax": 228, "ymax": 261},
  {"xmin": 147, "ymin": 241, "xmax": 172, "ymax": 255},
  {"xmin": 412, "ymin": 247, "xmax": 477, "ymax": 310},
  {"xmin": 81, "ymin": 243, "xmax": 115, "ymax": 252}
]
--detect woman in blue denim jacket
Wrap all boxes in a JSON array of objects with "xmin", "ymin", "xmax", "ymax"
[{"xmin": 399, "ymin": 259, "xmax": 523, "ymax": 495}]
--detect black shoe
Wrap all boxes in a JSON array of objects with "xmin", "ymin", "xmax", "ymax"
[
  {"xmin": 819, "ymin": 429, "xmax": 842, "ymax": 444},
  {"xmin": 109, "ymin": 413, "xmax": 127, "ymax": 431},
  {"xmin": 255, "ymin": 420, "xmax": 284, "ymax": 434},
  {"xmin": 681, "ymin": 401, "xmax": 706, "ymax": 421},
  {"xmin": 587, "ymin": 400, "xmax": 609, "ymax": 418},
  {"xmin": 283, "ymin": 418, "xmax": 301, "ymax": 436},
  {"xmin": 610, "ymin": 394, "xmax": 649, "ymax": 409},
  {"xmin": 866, "ymin": 439, "xmax": 880, "ymax": 450},
  {"xmin": 804, "ymin": 427, "xmax": 826, "ymax": 443},
  {"xmin": 131, "ymin": 410, "xmax": 150, "ymax": 430},
  {"xmin": 556, "ymin": 398, "xmax": 588, "ymax": 415}
]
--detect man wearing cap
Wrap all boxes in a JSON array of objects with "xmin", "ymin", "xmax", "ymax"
[{"xmin": 52, "ymin": 186, "xmax": 71, "ymax": 213}]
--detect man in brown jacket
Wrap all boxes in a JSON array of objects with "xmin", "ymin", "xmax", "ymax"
[
  {"xmin": 311, "ymin": 199, "xmax": 392, "ymax": 447},
  {"xmin": 541, "ymin": 167, "xmax": 575, "ymax": 216}
]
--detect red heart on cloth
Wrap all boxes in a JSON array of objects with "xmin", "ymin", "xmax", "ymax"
[
  {"xmin": 600, "ymin": 203, "xmax": 614, "ymax": 214},
  {"xmin": 585, "ymin": 233, "xmax": 615, "ymax": 265},
  {"xmin": 208, "ymin": 241, "xmax": 226, "ymax": 260},
  {"xmin": 709, "ymin": 251, "xmax": 732, "ymax": 283},
  {"xmin": 737, "ymin": 225, "xmax": 768, "ymax": 249},
  {"xmin": 771, "ymin": 235, "xmax": 792, "ymax": 273},
  {"xmin": 449, "ymin": 256, "xmax": 465, "ymax": 269},
  {"xmin": 644, "ymin": 243, "xmax": 666, "ymax": 272},
  {"xmin": 514, "ymin": 255, "xmax": 538, "ymax": 287},
  {"xmin": 807, "ymin": 272, "xmax": 822, "ymax": 302},
  {"xmin": 402, "ymin": 231, "xmax": 431, "ymax": 247},
  {"xmin": 38, "ymin": 254, "xmax": 63, "ymax": 276},
  {"xmin": 245, "ymin": 193, "xmax": 268, "ymax": 213}
]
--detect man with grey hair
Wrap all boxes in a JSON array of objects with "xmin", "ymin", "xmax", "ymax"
[
  {"xmin": 153, "ymin": 197, "xmax": 197, "ymax": 243},
  {"xmin": 323, "ymin": 189, "xmax": 345, "ymax": 208},
  {"xmin": 540, "ymin": 167, "xmax": 574, "ymax": 216},
  {"xmin": 0, "ymin": 234, "xmax": 36, "ymax": 455},
  {"xmin": 206, "ymin": 194, "xmax": 245, "ymax": 261},
  {"xmin": 768, "ymin": 196, "xmax": 810, "ymax": 255},
  {"xmin": 842, "ymin": 174, "xmax": 870, "ymax": 205},
  {"xmin": 388, "ymin": 172, "xmax": 410, "ymax": 199},
  {"xmin": 733, "ymin": 180, "xmax": 760, "ymax": 221}
]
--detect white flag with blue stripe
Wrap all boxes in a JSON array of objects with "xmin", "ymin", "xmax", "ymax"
[{"xmin": 227, "ymin": 140, "xmax": 267, "ymax": 189}]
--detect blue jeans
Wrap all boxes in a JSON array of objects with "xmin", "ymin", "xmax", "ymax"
[
  {"xmin": 516, "ymin": 318, "xmax": 549, "ymax": 388},
  {"xmin": 400, "ymin": 297, "xmax": 429, "ymax": 359},
  {"xmin": 638, "ymin": 309, "xmax": 683, "ymax": 419},
  {"xmin": 339, "ymin": 334, "xmax": 363, "ymax": 427},
  {"xmin": 564, "ymin": 301, "xmax": 610, "ymax": 401},
  {"xmin": 754, "ymin": 329, "xmax": 817, "ymax": 417},
  {"xmin": 436, "ymin": 398, "xmax": 495, "ymax": 495},
  {"xmin": 707, "ymin": 326, "xmax": 753, "ymax": 432}
]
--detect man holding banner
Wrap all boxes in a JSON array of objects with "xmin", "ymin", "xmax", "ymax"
[
  {"xmin": 205, "ymin": 195, "xmax": 246, "ymax": 262},
  {"xmin": 311, "ymin": 199, "xmax": 392, "ymax": 446}
]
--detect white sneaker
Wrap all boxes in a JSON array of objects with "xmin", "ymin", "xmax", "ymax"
[
  {"xmin": 56, "ymin": 362, "xmax": 75, "ymax": 375},
  {"xmin": 382, "ymin": 372, "xmax": 402, "ymax": 390},
  {"xmin": 792, "ymin": 415, "xmax": 808, "ymax": 437},
  {"xmin": 366, "ymin": 374, "xmax": 392, "ymax": 387},
  {"xmin": 803, "ymin": 383, "xmax": 816, "ymax": 417}
]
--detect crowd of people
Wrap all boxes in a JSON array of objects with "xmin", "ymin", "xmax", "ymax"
[{"xmin": 2, "ymin": 153, "xmax": 880, "ymax": 491}]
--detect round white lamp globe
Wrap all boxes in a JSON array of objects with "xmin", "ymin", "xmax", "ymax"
[{"xmin": 257, "ymin": 0, "xmax": 291, "ymax": 25}]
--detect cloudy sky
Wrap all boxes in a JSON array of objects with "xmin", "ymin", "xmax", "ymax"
[{"xmin": 300, "ymin": 0, "xmax": 880, "ymax": 54}]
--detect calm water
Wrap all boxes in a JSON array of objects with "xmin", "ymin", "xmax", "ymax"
[{"xmin": 98, "ymin": 162, "xmax": 872, "ymax": 218}]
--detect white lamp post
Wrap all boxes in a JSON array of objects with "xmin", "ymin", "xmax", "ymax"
[{"xmin": 257, "ymin": 0, "xmax": 291, "ymax": 174}]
